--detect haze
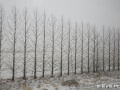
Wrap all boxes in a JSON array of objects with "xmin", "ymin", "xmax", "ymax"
[{"xmin": 0, "ymin": 0, "xmax": 120, "ymax": 28}]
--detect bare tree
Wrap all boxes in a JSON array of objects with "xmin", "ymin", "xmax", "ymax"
[
  {"xmin": 50, "ymin": 15, "xmax": 56, "ymax": 77},
  {"xmin": 42, "ymin": 12, "xmax": 47, "ymax": 77},
  {"xmin": 22, "ymin": 8, "xmax": 30, "ymax": 79},
  {"xmin": 74, "ymin": 22, "xmax": 77, "ymax": 74},
  {"xmin": 113, "ymin": 28, "xmax": 115, "ymax": 71},
  {"xmin": 108, "ymin": 27, "xmax": 111, "ymax": 71},
  {"xmin": 12, "ymin": 7, "xmax": 17, "ymax": 81},
  {"xmin": 87, "ymin": 24, "xmax": 90, "ymax": 73},
  {"xmin": 32, "ymin": 9, "xmax": 40, "ymax": 79},
  {"xmin": 92, "ymin": 26, "xmax": 96, "ymax": 73},
  {"xmin": 0, "ymin": 4, "xmax": 4, "ymax": 79},
  {"xmin": 81, "ymin": 23, "xmax": 83, "ymax": 74},
  {"xmin": 8, "ymin": 7, "xmax": 19, "ymax": 80},
  {"xmin": 96, "ymin": 29, "xmax": 99, "ymax": 72},
  {"xmin": 102, "ymin": 26, "xmax": 105, "ymax": 71},
  {"xmin": 60, "ymin": 17, "xmax": 64, "ymax": 76},
  {"xmin": 67, "ymin": 20, "xmax": 71, "ymax": 75},
  {"xmin": 118, "ymin": 28, "xmax": 120, "ymax": 70}
]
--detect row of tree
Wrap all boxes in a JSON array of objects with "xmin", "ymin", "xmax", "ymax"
[{"xmin": 0, "ymin": 6, "xmax": 120, "ymax": 81}]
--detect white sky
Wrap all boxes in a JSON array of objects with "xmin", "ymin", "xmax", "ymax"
[{"xmin": 0, "ymin": 0, "xmax": 120, "ymax": 28}]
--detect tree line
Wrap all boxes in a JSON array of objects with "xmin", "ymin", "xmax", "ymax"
[{"xmin": 0, "ymin": 6, "xmax": 120, "ymax": 81}]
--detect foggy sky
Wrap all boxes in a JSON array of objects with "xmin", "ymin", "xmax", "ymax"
[{"xmin": 0, "ymin": 0, "xmax": 120, "ymax": 28}]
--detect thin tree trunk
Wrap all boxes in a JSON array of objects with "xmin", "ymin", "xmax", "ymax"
[
  {"xmin": 74, "ymin": 23, "xmax": 77, "ymax": 74},
  {"xmin": 103, "ymin": 27, "xmax": 105, "ymax": 71},
  {"xmin": 87, "ymin": 25, "xmax": 90, "ymax": 73},
  {"xmin": 60, "ymin": 17, "xmax": 64, "ymax": 76},
  {"xmin": 93, "ymin": 27, "xmax": 96, "ymax": 73},
  {"xmin": 67, "ymin": 21, "xmax": 71, "ymax": 75},
  {"xmin": 0, "ymin": 5, "xmax": 4, "ymax": 80},
  {"xmin": 12, "ymin": 7, "xmax": 17, "ymax": 81},
  {"xmin": 96, "ymin": 31, "xmax": 99, "ymax": 72},
  {"xmin": 34, "ymin": 10, "xmax": 39, "ymax": 79},
  {"xmin": 108, "ymin": 28, "xmax": 111, "ymax": 71},
  {"xmin": 118, "ymin": 29, "xmax": 120, "ymax": 70},
  {"xmin": 42, "ymin": 12, "xmax": 46, "ymax": 77},
  {"xmin": 51, "ymin": 16, "xmax": 56, "ymax": 77},
  {"xmin": 23, "ymin": 8, "xmax": 28, "ymax": 79},
  {"xmin": 51, "ymin": 25, "xmax": 54, "ymax": 77},
  {"xmin": 81, "ymin": 23, "xmax": 83, "ymax": 74},
  {"xmin": 113, "ymin": 29, "xmax": 115, "ymax": 71}
]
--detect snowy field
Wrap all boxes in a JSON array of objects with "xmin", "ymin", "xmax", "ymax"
[{"xmin": 1, "ymin": 71, "xmax": 120, "ymax": 90}]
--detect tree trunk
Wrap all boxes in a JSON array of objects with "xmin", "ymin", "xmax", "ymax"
[
  {"xmin": 87, "ymin": 25, "xmax": 90, "ymax": 73},
  {"xmin": 96, "ymin": 31, "xmax": 99, "ymax": 72},
  {"xmin": 103, "ymin": 27, "xmax": 105, "ymax": 71},
  {"xmin": 0, "ymin": 5, "xmax": 4, "ymax": 80},
  {"xmin": 113, "ymin": 29, "xmax": 115, "ymax": 71},
  {"xmin": 108, "ymin": 28, "xmax": 111, "ymax": 71},
  {"xmin": 81, "ymin": 23, "xmax": 83, "ymax": 74},
  {"xmin": 93, "ymin": 27, "xmax": 96, "ymax": 73},
  {"xmin": 60, "ymin": 17, "xmax": 64, "ymax": 76},
  {"xmin": 12, "ymin": 7, "xmax": 17, "ymax": 81},
  {"xmin": 118, "ymin": 29, "xmax": 119, "ymax": 70},
  {"xmin": 74, "ymin": 23, "xmax": 77, "ymax": 74},
  {"xmin": 42, "ymin": 12, "xmax": 46, "ymax": 78},
  {"xmin": 67, "ymin": 21, "xmax": 71, "ymax": 75}
]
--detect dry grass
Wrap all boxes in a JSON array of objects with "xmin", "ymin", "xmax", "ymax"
[
  {"xmin": 52, "ymin": 83, "xmax": 58, "ymax": 90},
  {"xmin": 55, "ymin": 87, "xmax": 58, "ymax": 90},
  {"xmin": 5, "ymin": 87, "xmax": 10, "ymax": 90},
  {"xmin": 37, "ymin": 84, "xmax": 41, "ymax": 88},
  {"xmin": 43, "ymin": 88, "xmax": 48, "ymax": 90},
  {"xmin": 92, "ymin": 77, "xmax": 100, "ymax": 83},
  {"xmin": 61, "ymin": 79, "xmax": 79, "ymax": 87},
  {"xmin": 21, "ymin": 85, "xmax": 32, "ymax": 90}
]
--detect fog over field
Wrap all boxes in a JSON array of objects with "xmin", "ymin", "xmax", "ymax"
[
  {"xmin": 1, "ymin": 0, "xmax": 120, "ymax": 27},
  {"xmin": 0, "ymin": 0, "xmax": 120, "ymax": 90}
]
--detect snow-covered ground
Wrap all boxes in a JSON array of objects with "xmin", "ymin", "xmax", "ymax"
[{"xmin": 1, "ymin": 71, "xmax": 120, "ymax": 90}]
